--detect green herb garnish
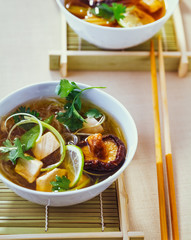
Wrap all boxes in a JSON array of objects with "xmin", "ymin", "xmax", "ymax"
[
  {"xmin": 91, "ymin": 3, "xmax": 126, "ymax": 22},
  {"xmin": 56, "ymin": 79, "xmax": 105, "ymax": 132},
  {"xmin": 85, "ymin": 108, "xmax": 102, "ymax": 119},
  {"xmin": 51, "ymin": 175, "xmax": 70, "ymax": 192},
  {"xmin": 0, "ymin": 138, "xmax": 33, "ymax": 165}
]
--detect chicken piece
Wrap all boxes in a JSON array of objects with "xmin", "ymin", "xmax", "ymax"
[
  {"xmin": 36, "ymin": 168, "xmax": 67, "ymax": 192},
  {"xmin": 15, "ymin": 156, "xmax": 43, "ymax": 183},
  {"xmin": 139, "ymin": 0, "xmax": 163, "ymax": 13},
  {"xmin": 82, "ymin": 118, "xmax": 104, "ymax": 134},
  {"xmin": 32, "ymin": 132, "xmax": 60, "ymax": 160}
]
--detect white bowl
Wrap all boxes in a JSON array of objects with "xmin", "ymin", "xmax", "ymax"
[
  {"xmin": 56, "ymin": 0, "xmax": 178, "ymax": 49},
  {"xmin": 0, "ymin": 81, "xmax": 138, "ymax": 206}
]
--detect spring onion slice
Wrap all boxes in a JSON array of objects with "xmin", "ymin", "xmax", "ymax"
[
  {"xmin": 5, "ymin": 113, "xmax": 43, "ymax": 143},
  {"xmin": 74, "ymin": 114, "xmax": 105, "ymax": 135}
]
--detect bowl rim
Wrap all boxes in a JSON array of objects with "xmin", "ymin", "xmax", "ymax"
[
  {"xmin": 0, "ymin": 81, "xmax": 138, "ymax": 197},
  {"xmin": 56, "ymin": 0, "xmax": 179, "ymax": 31}
]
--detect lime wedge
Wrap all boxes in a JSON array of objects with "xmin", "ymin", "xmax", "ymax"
[{"xmin": 65, "ymin": 145, "xmax": 84, "ymax": 188}]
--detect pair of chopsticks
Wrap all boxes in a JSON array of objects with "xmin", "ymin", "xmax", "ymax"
[{"xmin": 150, "ymin": 37, "xmax": 179, "ymax": 240}]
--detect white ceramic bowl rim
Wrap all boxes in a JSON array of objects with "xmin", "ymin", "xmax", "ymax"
[
  {"xmin": 56, "ymin": 0, "xmax": 179, "ymax": 31},
  {"xmin": 0, "ymin": 81, "xmax": 138, "ymax": 198}
]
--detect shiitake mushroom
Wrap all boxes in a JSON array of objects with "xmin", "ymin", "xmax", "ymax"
[{"xmin": 78, "ymin": 133, "xmax": 126, "ymax": 172}]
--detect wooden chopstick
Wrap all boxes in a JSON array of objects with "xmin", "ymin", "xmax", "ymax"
[
  {"xmin": 158, "ymin": 36, "xmax": 179, "ymax": 240},
  {"xmin": 150, "ymin": 40, "xmax": 168, "ymax": 240}
]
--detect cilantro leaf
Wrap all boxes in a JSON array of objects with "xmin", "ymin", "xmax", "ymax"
[
  {"xmin": 55, "ymin": 79, "xmax": 81, "ymax": 98},
  {"xmin": 51, "ymin": 175, "xmax": 70, "ymax": 192},
  {"xmin": 66, "ymin": 90, "xmax": 80, "ymax": 102},
  {"xmin": 74, "ymin": 94, "xmax": 82, "ymax": 111},
  {"xmin": 56, "ymin": 110, "xmax": 83, "ymax": 132},
  {"xmin": 63, "ymin": 115, "xmax": 83, "ymax": 132},
  {"xmin": 85, "ymin": 108, "xmax": 102, "ymax": 119},
  {"xmin": 91, "ymin": 3, "xmax": 114, "ymax": 20},
  {"xmin": 90, "ymin": 3, "xmax": 126, "ymax": 22},
  {"xmin": 0, "ymin": 138, "xmax": 33, "ymax": 165},
  {"xmin": 112, "ymin": 3, "xmax": 126, "ymax": 21}
]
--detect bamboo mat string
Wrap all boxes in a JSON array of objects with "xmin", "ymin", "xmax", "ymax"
[
  {"xmin": 99, "ymin": 193, "xmax": 105, "ymax": 232},
  {"xmin": 45, "ymin": 199, "xmax": 50, "ymax": 232}
]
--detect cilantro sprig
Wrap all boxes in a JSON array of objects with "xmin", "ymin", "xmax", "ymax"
[
  {"xmin": 56, "ymin": 79, "xmax": 105, "ymax": 132},
  {"xmin": 91, "ymin": 3, "xmax": 126, "ymax": 22},
  {"xmin": 51, "ymin": 175, "xmax": 70, "ymax": 192},
  {"xmin": 0, "ymin": 138, "xmax": 33, "ymax": 165}
]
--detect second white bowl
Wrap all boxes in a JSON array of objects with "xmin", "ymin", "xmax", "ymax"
[{"xmin": 56, "ymin": 0, "xmax": 178, "ymax": 49}]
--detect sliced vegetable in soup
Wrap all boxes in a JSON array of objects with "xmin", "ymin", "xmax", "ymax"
[
  {"xmin": 0, "ymin": 80, "xmax": 126, "ymax": 192},
  {"xmin": 65, "ymin": 0, "xmax": 166, "ymax": 27}
]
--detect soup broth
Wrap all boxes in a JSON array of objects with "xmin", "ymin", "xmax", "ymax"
[
  {"xmin": 0, "ymin": 96, "xmax": 126, "ymax": 192},
  {"xmin": 65, "ymin": 0, "xmax": 166, "ymax": 27}
]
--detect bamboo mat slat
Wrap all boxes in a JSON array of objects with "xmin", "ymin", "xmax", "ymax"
[{"xmin": 0, "ymin": 180, "xmax": 120, "ymax": 236}]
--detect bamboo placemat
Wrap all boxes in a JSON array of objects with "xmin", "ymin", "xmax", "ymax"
[
  {"xmin": 0, "ymin": 181, "xmax": 119, "ymax": 235},
  {"xmin": 0, "ymin": 177, "xmax": 144, "ymax": 239}
]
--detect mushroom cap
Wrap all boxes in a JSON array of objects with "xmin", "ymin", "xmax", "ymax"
[{"xmin": 78, "ymin": 134, "xmax": 126, "ymax": 172}]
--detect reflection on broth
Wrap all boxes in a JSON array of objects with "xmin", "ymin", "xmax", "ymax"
[
  {"xmin": 0, "ymin": 80, "xmax": 127, "ymax": 192},
  {"xmin": 65, "ymin": 0, "xmax": 166, "ymax": 27}
]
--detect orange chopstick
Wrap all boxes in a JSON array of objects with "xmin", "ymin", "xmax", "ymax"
[
  {"xmin": 150, "ymin": 40, "xmax": 168, "ymax": 240},
  {"xmin": 158, "ymin": 36, "xmax": 179, "ymax": 240}
]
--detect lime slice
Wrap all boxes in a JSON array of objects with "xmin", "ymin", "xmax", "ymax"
[{"xmin": 65, "ymin": 145, "xmax": 84, "ymax": 188}]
